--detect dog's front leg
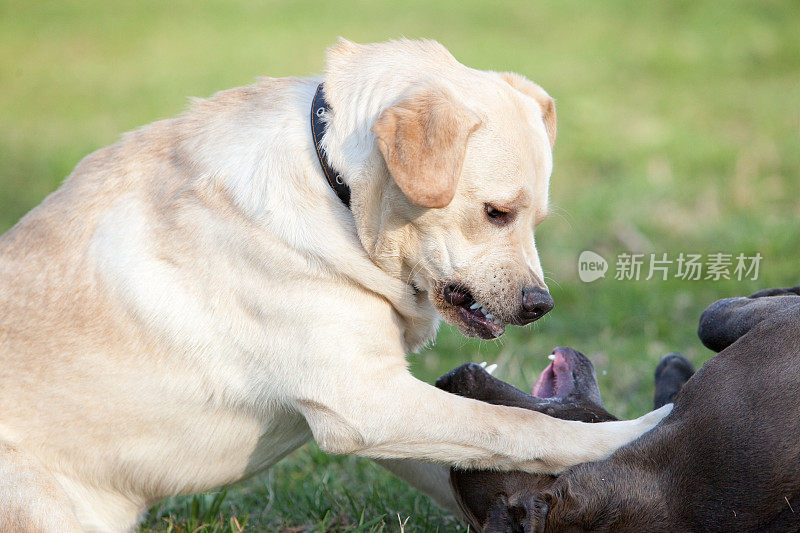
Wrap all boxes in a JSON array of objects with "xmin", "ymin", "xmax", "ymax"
[{"xmin": 295, "ymin": 367, "xmax": 670, "ymax": 474}]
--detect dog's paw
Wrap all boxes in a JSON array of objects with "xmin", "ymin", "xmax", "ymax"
[
  {"xmin": 654, "ymin": 353, "xmax": 694, "ymax": 409},
  {"xmin": 435, "ymin": 362, "xmax": 497, "ymax": 397},
  {"xmin": 636, "ymin": 403, "xmax": 674, "ymax": 431}
]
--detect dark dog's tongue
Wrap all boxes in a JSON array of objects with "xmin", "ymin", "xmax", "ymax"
[{"xmin": 531, "ymin": 348, "xmax": 575, "ymax": 398}]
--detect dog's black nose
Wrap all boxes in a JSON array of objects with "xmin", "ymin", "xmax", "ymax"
[{"xmin": 520, "ymin": 286, "xmax": 554, "ymax": 324}]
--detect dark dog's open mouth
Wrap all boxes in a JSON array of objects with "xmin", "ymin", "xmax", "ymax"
[
  {"xmin": 531, "ymin": 348, "xmax": 575, "ymax": 398},
  {"xmin": 443, "ymin": 284, "xmax": 504, "ymax": 339}
]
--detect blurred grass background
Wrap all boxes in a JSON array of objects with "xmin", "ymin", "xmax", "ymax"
[{"xmin": 1, "ymin": 0, "xmax": 799, "ymax": 531}]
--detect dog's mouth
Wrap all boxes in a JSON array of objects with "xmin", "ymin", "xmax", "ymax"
[
  {"xmin": 442, "ymin": 284, "xmax": 505, "ymax": 340},
  {"xmin": 531, "ymin": 348, "xmax": 575, "ymax": 399}
]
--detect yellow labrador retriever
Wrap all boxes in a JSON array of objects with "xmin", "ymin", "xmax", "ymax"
[{"xmin": 0, "ymin": 39, "xmax": 670, "ymax": 531}]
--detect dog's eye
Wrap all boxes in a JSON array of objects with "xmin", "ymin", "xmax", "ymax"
[{"xmin": 485, "ymin": 204, "xmax": 513, "ymax": 225}]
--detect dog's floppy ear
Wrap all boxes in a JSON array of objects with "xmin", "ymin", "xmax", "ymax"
[
  {"xmin": 372, "ymin": 88, "xmax": 480, "ymax": 208},
  {"xmin": 495, "ymin": 72, "xmax": 556, "ymax": 148}
]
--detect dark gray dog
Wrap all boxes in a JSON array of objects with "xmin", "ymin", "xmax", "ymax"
[{"xmin": 437, "ymin": 287, "xmax": 800, "ymax": 532}]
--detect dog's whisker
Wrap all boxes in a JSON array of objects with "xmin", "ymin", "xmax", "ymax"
[
  {"xmin": 547, "ymin": 203, "xmax": 575, "ymax": 229},
  {"xmin": 543, "ymin": 274, "xmax": 562, "ymax": 290},
  {"xmin": 405, "ymin": 258, "xmax": 428, "ymax": 287}
]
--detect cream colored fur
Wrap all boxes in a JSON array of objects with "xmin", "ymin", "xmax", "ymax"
[{"xmin": 0, "ymin": 39, "xmax": 670, "ymax": 531}]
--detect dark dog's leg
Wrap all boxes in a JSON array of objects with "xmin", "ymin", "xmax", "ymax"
[
  {"xmin": 435, "ymin": 363, "xmax": 547, "ymax": 410},
  {"xmin": 698, "ymin": 287, "xmax": 800, "ymax": 352},
  {"xmin": 653, "ymin": 353, "xmax": 694, "ymax": 409}
]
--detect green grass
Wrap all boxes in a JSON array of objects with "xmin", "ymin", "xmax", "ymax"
[{"xmin": 2, "ymin": 0, "xmax": 799, "ymax": 530}]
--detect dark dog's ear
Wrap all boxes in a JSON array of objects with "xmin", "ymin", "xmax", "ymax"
[
  {"xmin": 483, "ymin": 493, "xmax": 550, "ymax": 533},
  {"xmin": 698, "ymin": 288, "xmax": 800, "ymax": 352},
  {"xmin": 450, "ymin": 470, "xmax": 558, "ymax": 532}
]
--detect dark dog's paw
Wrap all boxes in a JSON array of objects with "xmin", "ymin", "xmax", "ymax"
[
  {"xmin": 654, "ymin": 353, "xmax": 694, "ymax": 409},
  {"xmin": 435, "ymin": 363, "xmax": 492, "ymax": 398}
]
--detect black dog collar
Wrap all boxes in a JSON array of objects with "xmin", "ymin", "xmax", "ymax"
[
  {"xmin": 310, "ymin": 83, "xmax": 351, "ymax": 209},
  {"xmin": 312, "ymin": 84, "xmax": 420, "ymax": 295}
]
